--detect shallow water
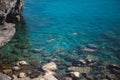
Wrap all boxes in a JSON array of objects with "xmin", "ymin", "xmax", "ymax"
[{"xmin": 0, "ymin": 0, "xmax": 120, "ymax": 69}]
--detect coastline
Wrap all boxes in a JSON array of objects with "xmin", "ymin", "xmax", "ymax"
[{"xmin": 0, "ymin": 0, "xmax": 24, "ymax": 47}]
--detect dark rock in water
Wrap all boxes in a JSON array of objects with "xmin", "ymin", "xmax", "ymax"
[
  {"xmin": 64, "ymin": 77, "xmax": 72, "ymax": 80},
  {"xmin": 28, "ymin": 71, "xmax": 41, "ymax": 78},
  {"xmin": 72, "ymin": 59, "xmax": 95, "ymax": 67},
  {"xmin": 108, "ymin": 64, "xmax": 120, "ymax": 74},
  {"xmin": 72, "ymin": 60, "xmax": 86, "ymax": 66},
  {"xmin": 0, "ymin": 73, "xmax": 11, "ymax": 80},
  {"xmin": 106, "ymin": 74, "xmax": 117, "ymax": 80},
  {"xmin": 86, "ymin": 44, "xmax": 98, "ymax": 49},
  {"xmin": 67, "ymin": 67, "xmax": 91, "ymax": 74},
  {"xmin": 80, "ymin": 48, "xmax": 96, "ymax": 53}
]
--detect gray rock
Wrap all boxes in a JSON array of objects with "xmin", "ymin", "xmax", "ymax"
[
  {"xmin": 0, "ymin": 0, "xmax": 24, "ymax": 23},
  {"xmin": 0, "ymin": 73, "xmax": 11, "ymax": 80}
]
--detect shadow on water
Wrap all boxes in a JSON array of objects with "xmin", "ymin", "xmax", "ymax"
[{"xmin": 0, "ymin": 16, "xmax": 32, "ymax": 66}]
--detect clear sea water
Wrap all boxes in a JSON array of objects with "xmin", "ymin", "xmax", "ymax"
[{"xmin": 0, "ymin": 0, "xmax": 120, "ymax": 68}]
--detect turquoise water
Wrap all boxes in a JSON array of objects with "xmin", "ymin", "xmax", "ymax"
[
  {"xmin": 23, "ymin": 0, "xmax": 120, "ymax": 63},
  {"xmin": 0, "ymin": 0, "xmax": 120, "ymax": 67}
]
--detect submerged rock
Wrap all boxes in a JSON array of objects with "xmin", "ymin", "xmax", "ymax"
[
  {"xmin": 86, "ymin": 44, "xmax": 98, "ymax": 49},
  {"xmin": 80, "ymin": 48, "xmax": 96, "ymax": 53},
  {"xmin": 68, "ymin": 67, "xmax": 91, "ymax": 74}
]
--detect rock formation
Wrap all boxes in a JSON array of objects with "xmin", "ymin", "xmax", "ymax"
[{"xmin": 0, "ymin": 0, "xmax": 24, "ymax": 47}]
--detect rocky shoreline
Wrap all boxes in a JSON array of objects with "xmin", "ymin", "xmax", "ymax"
[
  {"xmin": 0, "ymin": 0, "xmax": 24, "ymax": 47},
  {"xmin": 0, "ymin": 60, "xmax": 120, "ymax": 80}
]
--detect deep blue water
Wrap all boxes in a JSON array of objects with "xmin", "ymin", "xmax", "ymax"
[{"xmin": 0, "ymin": 0, "xmax": 120, "ymax": 67}]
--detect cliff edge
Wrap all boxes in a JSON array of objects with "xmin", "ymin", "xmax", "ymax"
[{"xmin": 0, "ymin": 0, "xmax": 24, "ymax": 47}]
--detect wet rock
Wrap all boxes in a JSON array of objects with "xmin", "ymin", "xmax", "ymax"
[
  {"xmin": 0, "ymin": 73, "xmax": 11, "ymax": 80},
  {"xmin": 86, "ymin": 44, "xmax": 98, "ymax": 49},
  {"xmin": 3, "ymin": 69, "xmax": 12, "ymax": 74},
  {"xmin": 15, "ymin": 15, "xmax": 20, "ymax": 21},
  {"xmin": 68, "ymin": 67, "xmax": 91, "ymax": 74},
  {"xmin": 17, "ymin": 60, "xmax": 28, "ymax": 66},
  {"xmin": 108, "ymin": 64, "xmax": 120, "ymax": 74},
  {"xmin": 64, "ymin": 77, "xmax": 73, "ymax": 80},
  {"xmin": 0, "ymin": 22, "xmax": 15, "ymax": 47},
  {"xmin": 69, "ymin": 72, "xmax": 80, "ymax": 78},
  {"xmin": 42, "ymin": 62, "xmax": 57, "ymax": 72},
  {"xmin": 43, "ymin": 73, "xmax": 58, "ymax": 80},
  {"xmin": 72, "ymin": 59, "xmax": 95, "ymax": 67},
  {"xmin": 12, "ymin": 66, "xmax": 20, "ymax": 71},
  {"xmin": 19, "ymin": 72, "xmax": 26, "ymax": 78},
  {"xmin": 106, "ymin": 74, "xmax": 117, "ymax": 80},
  {"xmin": 28, "ymin": 71, "xmax": 41, "ymax": 78},
  {"xmin": 72, "ymin": 60, "xmax": 86, "ymax": 66},
  {"xmin": 31, "ymin": 47, "xmax": 45, "ymax": 53}
]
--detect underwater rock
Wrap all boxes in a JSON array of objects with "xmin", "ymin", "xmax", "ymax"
[
  {"xmin": 86, "ymin": 44, "xmax": 98, "ymax": 49},
  {"xmin": 42, "ymin": 62, "xmax": 57, "ymax": 72},
  {"xmin": 16, "ymin": 60, "xmax": 28, "ymax": 66},
  {"xmin": 67, "ymin": 67, "xmax": 91, "ymax": 74},
  {"xmin": 0, "ymin": 73, "xmax": 11, "ymax": 80},
  {"xmin": 31, "ymin": 47, "xmax": 45, "ymax": 53},
  {"xmin": 80, "ymin": 48, "xmax": 96, "ymax": 53},
  {"xmin": 72, "ymin": 59, "xmax": 95, "ymax": 67},
  {"xmin": 72, "ymin": 60, "xmax": 86, "ymax": 66}
]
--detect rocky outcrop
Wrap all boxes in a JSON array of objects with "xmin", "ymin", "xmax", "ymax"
[{"xmin": 0, "ymin": 0, "xmax": 24, "ymax": 47}]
